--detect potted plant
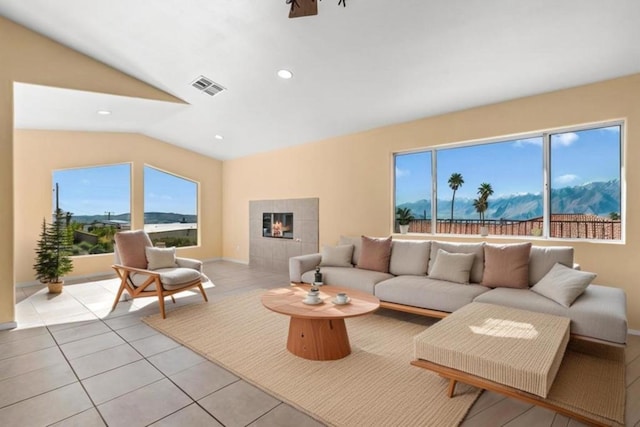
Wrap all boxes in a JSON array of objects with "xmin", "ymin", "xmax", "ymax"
[
  {"xmin": 33, "ymin": 184, "xmax": 73, "ymax": 293},
  {"xmin": 396, "ymin": 207, "xmax": 414, "ymax": 234}
]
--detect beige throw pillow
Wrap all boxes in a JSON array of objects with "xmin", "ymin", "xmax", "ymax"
[
  {"xmin": 319, "ymin": 244, "xmax": 354, "ymax": 268},
  {"xmin": 357, "ymin": 236, "xmax": 392, "ymax": 273},
  {"xmin": 531, "ymin": 263, "xmax": 596, "ymax": 307},
  {"xmin": 429, "ymin": 249, "xmax": 475, "ymax": 284},
  {"xmin": 114, "ymin": 230, "xmax": 153, "ymax": 269},
  {"xmin": 481, "ymin": 243, "xmax": 532, "ymax": 288},
  {"xmin": 145, "ymin": 246, "xmax": 178, "ymax": 270}
]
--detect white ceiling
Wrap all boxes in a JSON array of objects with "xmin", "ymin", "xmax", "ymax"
[{"xmin": 3, "ymin": 1, "xmax": 640, "ymax": 160}]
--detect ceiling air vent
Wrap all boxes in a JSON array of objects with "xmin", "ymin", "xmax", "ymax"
[{"xmin": 191, "ymin": 75, "xmax": 226, "ymax": 97}]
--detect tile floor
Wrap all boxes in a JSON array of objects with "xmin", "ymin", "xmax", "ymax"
[{"xmin": 1, "ymin": 260, "xmax": 639, "ymax": 426}]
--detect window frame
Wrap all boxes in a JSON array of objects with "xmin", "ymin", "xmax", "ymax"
[{"xmin": 392, "ymin": 120, "xmax": 625, "ymax": 242}]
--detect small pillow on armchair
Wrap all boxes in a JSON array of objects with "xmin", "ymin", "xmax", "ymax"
[
  {"xmin": 531, "ymin": 263, "xmax": 596, "ymax": 307},
  {"xmin": 357, "ymin": 236, "xmax": 392, "ymax": 273},
  {"xmin": 319, "ymin": 244, "xmax": 354, "ymax": 267},
  {"xmin": 145, "ymin": 246, "xmax": 178, "ymax": 270}
]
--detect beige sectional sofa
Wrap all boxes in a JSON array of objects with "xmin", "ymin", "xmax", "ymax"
[{"xmin": 289, "ymin": 237, "xmax": 628, "ymax": 345}]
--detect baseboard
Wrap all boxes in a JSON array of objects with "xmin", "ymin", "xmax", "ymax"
[
  {"xmin": 628, "ymin": 328, "xmax": 640, "ymax": 336},
  {"xmin": 220, "ymin": 257, "xmax": 249, "ymax": 265},
  {"xmin": 0, "ymin": 321, "xmax": 17, "ymax": 331},
  {"xmin": 16, "ymin": 270, "xmax": 115, "ymax": 288}
]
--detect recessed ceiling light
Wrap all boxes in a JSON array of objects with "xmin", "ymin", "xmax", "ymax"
[
  {"xmin": 277, "ymin": 69, "xmax": 293, "ymax": 79},
  {"xmin": 215, "ymin": 135, "xmax": 224, "ymax": 140},
  {"xmin": 97, "ymin": 110, "xmax": 111, "ymax": 115}
]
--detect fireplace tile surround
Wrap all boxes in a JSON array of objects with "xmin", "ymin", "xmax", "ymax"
[{"xmin": 249, "ymin": 198, "xmax": 319, "ymax": 272}]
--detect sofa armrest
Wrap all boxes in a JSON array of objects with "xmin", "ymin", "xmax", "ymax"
[
  {"xmin": 176, "ymin": 257, "xmax": 203, "ymax": 272},
  {"xmin": 289, "ymin": 253, "xmax": 322, "ymax": 283}
]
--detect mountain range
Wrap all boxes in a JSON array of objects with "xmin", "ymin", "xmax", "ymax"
[
  {"xmin": 71, "ymin": 212, "xmax": 197, "ymax": 224},
  {"xmin": 398, "ymin": 180, "xmax": 620, "ymax": 220}
]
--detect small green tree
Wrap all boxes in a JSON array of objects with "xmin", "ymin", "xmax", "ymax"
[
  {"xmin": 448, "ymin": 173, "xmax": 464, "ymax": 232},
  {"xmin": 33, "ymin": 184, "xmax": 73, "ymax": 284}
]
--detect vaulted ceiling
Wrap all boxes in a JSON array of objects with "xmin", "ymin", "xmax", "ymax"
[{"xmin": 2, "ymin": 1, "xmax": 640, "ymax": 160}]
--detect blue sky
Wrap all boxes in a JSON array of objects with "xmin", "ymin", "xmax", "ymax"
[
  {"xmin": 53, "ymin": 164, "xmax": 197, "ymax": 216},
  {"xmin": 395, "ymin": 125, "xmax": 620, "ymax": 204}
]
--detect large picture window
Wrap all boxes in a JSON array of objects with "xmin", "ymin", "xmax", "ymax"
[
  {"xmin": 393, "ymin": 122, "xmax": 623, "ymax": 241},
  {"xmin": 53, "ymin": 163, "xmax": 131, "ymax": 255},
  {"xmin": 144, "ymin": 166, "xmax": 198, "ymax": 247}
]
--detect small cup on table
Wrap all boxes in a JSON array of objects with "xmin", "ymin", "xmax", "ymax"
[{"xmin": 336, "ymin": 292, "xmax": 348, "ymax": 304}]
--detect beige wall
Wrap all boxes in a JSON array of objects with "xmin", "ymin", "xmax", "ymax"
[
  {"xmin": 14, "ymin": 131, "xmax": 222, "ymax": 283},
  {"xmin": 1, "ymin": 16, "xmax": 184, "ymax": 325},
  {"xmin": 223, "ymin": 74, "xmax": 640, "ymax": 329}
]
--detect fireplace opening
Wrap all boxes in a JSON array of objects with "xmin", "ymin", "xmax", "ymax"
[{"xmin": 263, "ymin": 212, "xmax": 294, "ymax": 239}]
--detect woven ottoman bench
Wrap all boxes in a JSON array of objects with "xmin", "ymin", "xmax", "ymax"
[{"xmin": 410, "ymin": 302, "xmax": 614, "ymax": 426}]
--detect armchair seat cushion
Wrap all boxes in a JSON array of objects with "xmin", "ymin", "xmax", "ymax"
[{"xmin": 131, "ymin": 268, "xmax": 202, "ymax": 290}]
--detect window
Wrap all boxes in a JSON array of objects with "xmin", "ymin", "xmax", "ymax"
[
  {"xmin": 549, "ymin": 126, "xmax": 621, "ymax": 239},
  {"xmin": 395, "ymin": 151, "xmax": 432, "ymax": 233},
  {"xmin": 393, "ymin": 122, "xmax": 623, "ymax": 241},
  {"xmin": 53, "ymin": 163, "xmax": 131, "ymax": 255},
  {"xmin": 144, "ymin": 166, "xmax": 198, "ymax": 247}
]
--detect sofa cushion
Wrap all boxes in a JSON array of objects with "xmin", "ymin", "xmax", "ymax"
[
  {"xmin": 319, "ymin": 244, "xmax": 354, "ymax": 268},
  {"xmin": 529, "ymin": 246, "xmax": 574, "ymax": 285},
  {"xmin": 429, "ymin": 241, "xmax": 485, "ymax": 283},
  {"xmin": 357, "ymin": 236, "xmax": 392, "ymax": 273},
  {"xmin": 473, "ymin": 285, "xmax": 627, "ymax": 345},
  {"xmin": 145, "ymin": 246, "xmax": 178, "ymax": 270},
  {"xmin": 131, "ymin": 267, "xmax": 202, "ymax": 291},
  {"xmin": 375, "ymin": 276, "xmax": 491, "ymax": 313},
  {"xmin": 339, "ymin": 235, "xmax": 363, "ymax": 265},
  {"xmin": 301, "ymin": 266, "xmax": 392, "ymax": 294},
  {"xmin": 429, "ymin": 249, "xmax": 475, "ymax": 284},
  {"xmin": 481, "ymin": 243, "xmax": 531, "ymax": 289},
  {"xmin": 389, "ymin": 240, "xmax": 430, "ymax": 276},
  {"xmin": 531, "ymin": 263, "xmax": 596, "ymax": 307}
]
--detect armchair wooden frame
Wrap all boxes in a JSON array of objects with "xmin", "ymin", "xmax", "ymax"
[{"xmin": 111, "ymin": 264, "xmax": 208, "ymax": 319}]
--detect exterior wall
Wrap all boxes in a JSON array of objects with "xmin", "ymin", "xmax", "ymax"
[
  {"xmin": 1, "ymin": 15, "xmax": 183, "ymax": 326},
  {"xmin": 14, "ymin": 131, "xmax": 222, "ymax": 283},
  {"xmin": 223, "ymin": 73, "xmax": 640, "ymax": 329}
]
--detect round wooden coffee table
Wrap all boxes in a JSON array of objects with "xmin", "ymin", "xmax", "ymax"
[{"xmin": 261, "ymin": 285, "xmax": 380, "ymax": 361}]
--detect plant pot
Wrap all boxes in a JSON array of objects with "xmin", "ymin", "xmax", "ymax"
[
  {"xmin": 399, "ymin": 224, "xmax": 410, "ymax": 234},
  {"xmin": 47, "ymin": 281, "xmax": 63, "ymax": 294},
  {"xmin": 479, "ymin": 226, "xmax": 489, "ymax": 237}
]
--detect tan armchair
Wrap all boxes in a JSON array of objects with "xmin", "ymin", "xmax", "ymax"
[{"xmin": 111, "ymin": 230, "xmax": 209, "ymax": 318}]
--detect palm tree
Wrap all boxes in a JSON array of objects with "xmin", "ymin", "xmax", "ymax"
[
  {"xmin": 448, "ymin": 173, "xmax": 464, "ymax": 233},
  {"xmin": 476, "ymin": 182, "xmax": 494, "ymax": 224},
  {"xmin": 473, "ymin": 197, "xmax": 487, "ymax": 223}
]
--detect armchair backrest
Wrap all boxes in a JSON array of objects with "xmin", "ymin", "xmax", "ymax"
[{"xmin": 114, "ymin": 230, "xmax": 153, "ymax": 269}]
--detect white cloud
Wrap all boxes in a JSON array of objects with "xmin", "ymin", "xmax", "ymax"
[
  {"xmin": 552, "ymin": 132, "xmax": 578, "ymax": 147},
  {"xmin": 554, "ymin": 174, "xmax": 579, "ymax": 185},
  {"xmin": 513, "ymin": 138, "xmax": 541, "ymax": 148},
  {"xmin": 602, "ymin": 126, "xmax": 620, "ymax": 133},
  {"xmin": 395, "ymin": 167, "xmax": 410, "ymax": 178}
]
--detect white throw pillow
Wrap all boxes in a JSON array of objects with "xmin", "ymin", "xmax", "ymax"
[
  {"xmin": 531, "ymin": 263, "xmax": 596, "ymax": 307},
  {"xmin": 145, "ymin": 246, "xmax": 178, "ymax": 270},
  {"xmin": 319, "ymin": 244, "xmax": 354, "ymax": 268},
  {"xmin": 429, "ymin": 249, "xmax": 475, "ymax": 284}
]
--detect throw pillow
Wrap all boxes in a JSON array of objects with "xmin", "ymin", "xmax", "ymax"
[
  {"xmin": 481, "ymin": 242, "xmax": 532, "ymax": 289},
  {"xmin": 429, "ymin": 249, "xmax": 475, "ymax": 284},
  {"xmin": 114, "ymin": 230, "xmax": 153, "ymax": 269},
  {"xmin": 145, "ymin": 246, "xmax": 178, "ymax": 270},
  {"xmin": 531, "ymin": 263, "xmax": 596, "ymax": 307},
  {"xmin": 357, "ymin": 236, "xmax": 392, "ymax": 273},
  {"xmin": 319, "ymin": 244, "xmax": 354, "ymax": 268}
]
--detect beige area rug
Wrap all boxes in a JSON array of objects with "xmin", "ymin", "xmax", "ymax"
[
  {"xmin": 143, "ymin": 290, "xmax": 625, "ymax": 427},
  {"xmin": 143, "ymin": 290, "xmax": 480, "ymax": 427}
]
